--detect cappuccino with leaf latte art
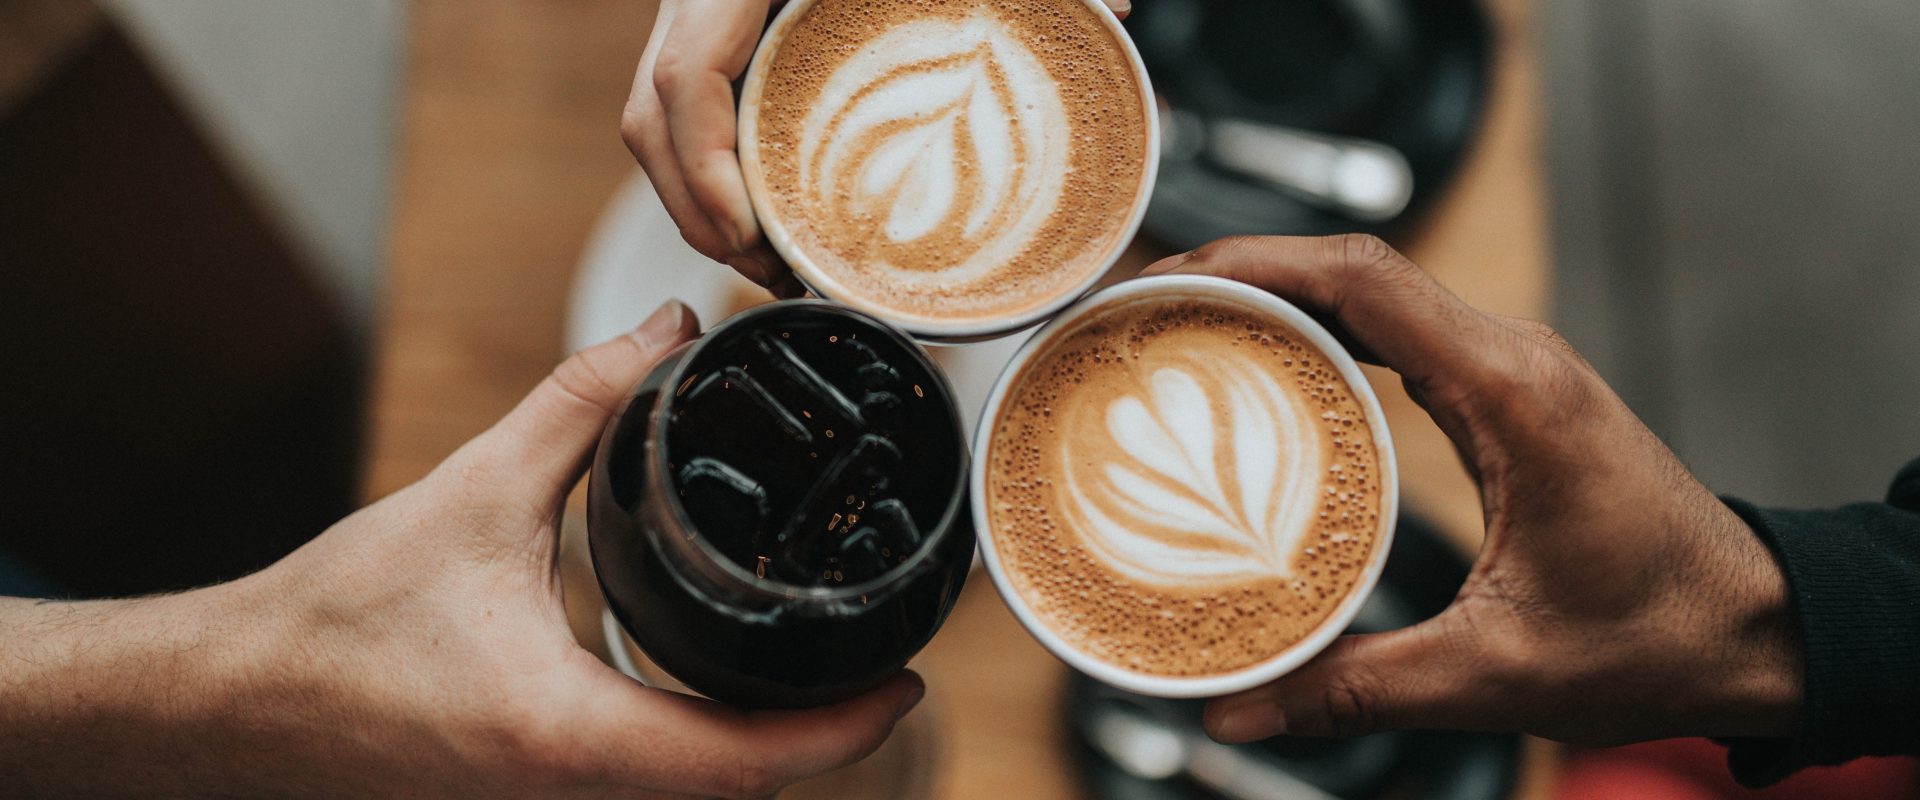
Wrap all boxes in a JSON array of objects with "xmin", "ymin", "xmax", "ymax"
[
  {"xmin": 742, "ymin": 0, "xmax": 1152, "ymax": 335},
  {"xmin": 985, "ymin": 294, "xmax": 1385, "ymax": 677}
]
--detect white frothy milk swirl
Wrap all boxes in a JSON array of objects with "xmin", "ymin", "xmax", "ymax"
[
  {"xmin": 1062, "ymin": 362, "xmax": 1323, "ymax": 587},
  {"xmin": 797, "ymin": 10, "xmax": 1071, "ymax": 288}
]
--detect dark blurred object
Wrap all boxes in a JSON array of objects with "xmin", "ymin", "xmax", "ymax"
[
  {"xmin": 1557, "ymin": 738, "xmax": 1920, "ymax": 800},
  {"xmin": 0, "ymin": 0, "xmax": 100, "ymax": 115},
  {"xmin": 1066, "ymin": 511, "xmax": 1523, "ymax": 800},
  {"xmin": 0, "ymin": 1, "xmax": 361, "ymax": 597},
  {"xmin": 1126, "ymin": 0, "xmax": 1490, "ymax": 247},
  {"xmin": 1160, "ymin": 110, "xmax": 1416, "ymax": 224}
]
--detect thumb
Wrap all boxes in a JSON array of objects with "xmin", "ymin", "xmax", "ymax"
[
  {"xmin": 1203, "ymin": 610, "xmax": 1496, "ymax": 741},
  {"xmin": 451, "ymin": 301, "xmax": 699, "ymax": 512}
]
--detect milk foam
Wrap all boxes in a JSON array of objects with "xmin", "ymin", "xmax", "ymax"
[
  {"xmin": 985, "ymin": 297, "xmax": 1383, "ymax": 677},
  {"xmin": 799, "ymin": 13, "xmax": 1068, "ymax": 283},
  {"xmin": 1064, "ymin": 361, "xmax": 1322, "ymax": 586},
  {"xmin": 753, "ymin": 0, "xmax": 1149, "ymax": 325}
]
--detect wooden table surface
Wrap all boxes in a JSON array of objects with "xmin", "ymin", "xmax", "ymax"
[{"xmin": 364, "ymin": 1, "xmax": 1556, "ymax": 797}]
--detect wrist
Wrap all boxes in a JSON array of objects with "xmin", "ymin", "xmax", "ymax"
[{"xmin": 1702, "ymin": 502, "xmax": 1803, "ymax": 738}]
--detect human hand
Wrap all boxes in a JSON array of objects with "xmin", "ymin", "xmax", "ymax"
[
  {"xmin": 1, "ymin": 301, "xmax": 923, "ymax": 799},
  {"xmin": 620, "ymin": 0, "xmax": 1133, "ymax": 295},
  {"xmin": 1141, "ymin": 236, "xmax": 1801, "ymax": 747}
]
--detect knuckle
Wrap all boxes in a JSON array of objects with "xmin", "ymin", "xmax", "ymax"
[
  {"xmin": 1469, "ymin": 357, "xmax": 1560, "ymax": 429},
  {"xmin": 1525, "ymin": 344, "xmax": 1599, "ymax": 413},
  {"xmin": 649, "ymin": 40, "xmax": 715, "ymax": 106},
  {"xmin": 1187, "ymin": 234, "xmax": 1265, "ymax": 265},
  {"xmin": 650, "ymin": 47, "xmax": 689, "ymax": 98},
  {"xmin": 1212, "ymin": 234, "xmax": 1269, "ymax": 256},
  {"xmin": 1317, "ymin": 676, "xmax": 1381, "ymax": 738},
  {"xmin": 1319, "ymin": 232, "xmax": 1427, "ymax": 319},
  {"xmin": 1465, "ymin": 326, "xmax": 1592, "ymax": 421},
  {"xmin": 1335, "ymin": 233, "xmax": 1401, "ymax": 274},
  {"xmin": 548, "ymin": 348, "xmax": 628, "ymax": 419},
  {"xmin": 1445, "ymin": 601, "xmax": 1534, "ymax": 696},
  {"xmin": 618, "ymin": 110, "xmax": 650, "ymax": 151},
  {"xmin": 1328, "ymin": 233, "xmax": 1422, "ymax": 297}
]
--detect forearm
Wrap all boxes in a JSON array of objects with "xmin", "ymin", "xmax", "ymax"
[{"xmin": 0, "ymin": 587, "xmax": 256, "ymax": 796}]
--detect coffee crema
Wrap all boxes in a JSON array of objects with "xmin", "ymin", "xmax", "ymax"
[
  {"xmin": 985, "ymin": 296, "xmax": 1383, "ymax": 676},
  {"xmin": 749, "ymin": 0, "xmax": 1150, "ymax": 328}
]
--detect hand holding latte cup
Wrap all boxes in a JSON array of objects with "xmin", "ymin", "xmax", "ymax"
[
  {"xmin": 622, "ymin": 0, "xmax": 1136, "ymax": 299},
  {"xmin": 1143, "ymin": 236, "xmax": 1798, "ymax": 748},
  {"xmin": 736, "ymin": 0, "xmax": 1159, "ymax": 340}
]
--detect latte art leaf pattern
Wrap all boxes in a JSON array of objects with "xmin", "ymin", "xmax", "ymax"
[
  {"xmin": 799, "ymin": 13, "xmax": 1070, "ymax": 282},
  {"xmin": 987, "ymin": 298, "xmax": 1383, "ymax": 676},
  {"xmin": 1063, "ymin": 365, "xmax": 1322, "ymax": 586}
]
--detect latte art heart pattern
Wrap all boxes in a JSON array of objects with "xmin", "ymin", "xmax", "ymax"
[
  {"xmin": 1062, "ymin": 364, "xmax": 1323, "ymax": 587},
  {"xmin": 798, "ymin": 12, "xmax": 1070, "ymax": 284}
]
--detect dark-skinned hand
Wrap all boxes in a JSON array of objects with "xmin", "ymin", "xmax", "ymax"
[{"xmin": 1142, "ymin": 235, "xmax": 1800, "ymax": 747}]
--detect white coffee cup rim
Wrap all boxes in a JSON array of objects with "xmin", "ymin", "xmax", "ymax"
[
  {"xmin": 969, "ymin": 274, "xmax": 1401, "ymax": 698},
  {"xmin": 735, "ymin": 0, "xmax": 1161, "ymax": 342}
]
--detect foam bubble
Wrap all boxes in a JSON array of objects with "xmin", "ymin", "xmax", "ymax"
[{"xmin": 985, "ymin": 297, "xmax": 1384, "ymax": 677}]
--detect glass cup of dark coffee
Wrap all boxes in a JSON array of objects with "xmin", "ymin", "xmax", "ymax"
[{"xmin": 587, "ymin": 300, "xmax": 973, "ymax": 709}]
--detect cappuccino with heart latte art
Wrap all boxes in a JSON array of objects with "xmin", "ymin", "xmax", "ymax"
[
  {"xmin": 984, "ymin": 289, "xmax": 1388, "ymax": 678},
  {"xmin": 740, "ymin": 0, "xmax": 1154, "ymax": 337}
]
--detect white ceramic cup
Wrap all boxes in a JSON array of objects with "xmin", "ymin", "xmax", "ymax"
[
  {"xmin": 969, "ymin": 274, "xmax": 1400, "ymax": 697},
  {"xmin": 736, "ymin": 0, "xmax": 1160, "ymax": 342}
]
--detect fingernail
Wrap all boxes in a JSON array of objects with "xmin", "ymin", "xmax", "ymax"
[
  {"xmin": 1209, "ymin": 701, "xmax": 1282, "ymax": 743},
  {"xmin": 636, "ymin": 300, "xmax": 691, "ymax": 347},
  {"xmin": 893, "ymin": 683, "xmax": 925, "ymax": 722},
  {"xmin": 1109, "ymin": 0, "xmax": 1132, "ymax": 17}
]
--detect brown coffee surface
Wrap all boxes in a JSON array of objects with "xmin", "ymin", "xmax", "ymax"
[
  {"xmin": 752, "ymin": 0, "xmax": 1149, "ymax": 327},
  {"xmin": 986, "ymin": 295, "xmax": 1384, "ymax": 677}
]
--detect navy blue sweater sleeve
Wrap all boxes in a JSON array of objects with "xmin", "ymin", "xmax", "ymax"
[{"xmin": 1718, "ymin": 458, "xmax": 1920, "ymax": 787}]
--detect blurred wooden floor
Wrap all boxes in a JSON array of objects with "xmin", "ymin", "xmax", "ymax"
[{"xmin": 364, "ymin": 1, "xmax": 1555, "ymax": 797}]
